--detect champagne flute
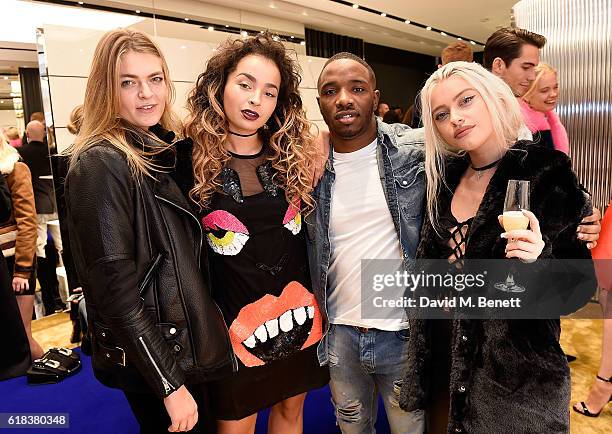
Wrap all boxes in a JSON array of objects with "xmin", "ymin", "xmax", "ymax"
[{"xmin": 495, "ymin": 180, "xmax": 530, "ymax": 293}]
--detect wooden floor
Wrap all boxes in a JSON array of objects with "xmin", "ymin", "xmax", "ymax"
[
  {"xmin": 562, "ymin": 316, "xmax": 611, "ymax": 433},
  {"xmin": 32, "ymin": 312, "xmax": 611, "ymax": 433}
]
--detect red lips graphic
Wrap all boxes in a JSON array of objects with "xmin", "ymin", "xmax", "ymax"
[{"xmin": 229, "ymin": 281, "xmax": 322, "ymax": 367}]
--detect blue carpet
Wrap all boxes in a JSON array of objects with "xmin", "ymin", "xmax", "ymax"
[{"xmin": 0, "ymin": 349, "xmax": 390, "ymax": 433}]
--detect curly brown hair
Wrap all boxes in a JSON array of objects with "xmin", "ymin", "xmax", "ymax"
[{"xmin": 184, "ymin": 32, "xmax": 317, "ymax": 213}]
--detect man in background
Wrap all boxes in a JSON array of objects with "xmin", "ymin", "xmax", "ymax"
[
  {"xmin": 409, "ymin": 41, "xmax": 474, "ymax": 128},
  {"xmin": 483, "ymin": 27, "xmax": 545, "ymax": 98},
  {"xmin": 375, "ymin": 102, "xmax": 390, "ymax": 119},
  {"xmin": 19, "ymin": 120, "xmax": 63, "ymax": 315}
]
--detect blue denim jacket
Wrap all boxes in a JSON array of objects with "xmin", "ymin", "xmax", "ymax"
[{"xmin": 305, "ymin": 120, "xmax": 426, "ymax": 365}]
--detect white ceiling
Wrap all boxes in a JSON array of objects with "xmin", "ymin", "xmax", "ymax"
[
  {"xmin": 336, "ymin": 0, "xmax": 517, "ymax": 42},
  {"xmin": 197, "ymin": 0, "xmax": 517, "ymax": 55},
  {"xmin": 0, "ymin": 41, "xmax": 38, "ymax": 75},
  {"xmin": 1, "ymin": 0, "xmax": 517, "ymax": 61}
]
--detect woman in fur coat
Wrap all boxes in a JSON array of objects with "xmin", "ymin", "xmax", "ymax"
[{"xmin": 399, "ymin": 62, "xmax": 596, "ymax": 433}]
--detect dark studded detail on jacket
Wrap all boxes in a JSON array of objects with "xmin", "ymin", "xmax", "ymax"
[{"xmin": 65, "ymin": 133, "xmax": 234, "ymax": 398}]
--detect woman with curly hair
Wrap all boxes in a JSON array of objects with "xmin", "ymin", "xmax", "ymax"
[{"xmin": 182, "ymin": 33, "xmax": 328, "ymax": 434}]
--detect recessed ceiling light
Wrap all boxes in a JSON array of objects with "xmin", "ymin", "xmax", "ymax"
[
  {"xmin": 380, "ymin": 13, "xmax": 386, "ymax": 17},
  {"xmin": 470, "ymin": 41, "xmax": 476, "ymax": 45},
  {"xmin": 225, "ymin": 25, "xmax": 229, "ymax": 27},
  {"xmin": 208, "ymin": 26, "xmax": 214, "ymax": 31},
  {"xmin": 302, "ymin": 12, "xmax": 308, "ymax": 16},
  {"xmin": 3, "ymin": 77, "xmax": 8, "ymax": 80},
  {"xmin": 78, "ymin": 1, "xmax": 84, "ymax": 4},
  {"xmin": 352, "ymin": 4, "xmax": 359, "ymax": 9},
  {"xmin": 0, "ymin": 101, "xmax": 4, "ymax": 104},
  {"xmin": 290, "ymin": 35, "xmax": 294, "ymax": 39},
  {"xmin": 440, "ymin": 31, "xmax": 447, "ymax": 36},
  {"xmin": 241, "ymin": 31, "xmax": 248, "ymax": 37},
  {"xmin": 405, "ymin": 20, "xmax": 411, "ymax": 24},
  {"xmin": 300, "ymin": 41, "xmax": 305, "ymax": 45},
  {"xmin": 135, "ymin": 10, "xmax": 140, "ymax": 14},
  {"xmin": 457, "ymin": 37, "xmax": 462, "ymax": 40},
  {"xmin": 426, "ymin": 26, "xmax": 432, "ymax": 30},
  {"xmin": 184, "ymin": 18, "xmax": 189, "ymax": 21}
]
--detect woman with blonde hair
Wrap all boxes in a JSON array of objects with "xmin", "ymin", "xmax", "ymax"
[
  {"xmin": 0, "ymin": 129, "xmax": 41, "ymax": 361},
  {"xmin": 64, "ymin": 28, "xmax": 233, "ymax": 434},
  {"xmin": 180, "ymin": 32, "xmax": 328, "ymax": 434},
  {"xmin": 399, "ymin": 61, "xmax": 596, "ymax": 433},
  {"xmin": 520, "ymin": 63, "xmax": 569, "ymax": 154},
  {"xmin": 5, "ymin": 127, "xmax": 22, "ymax": 147}
]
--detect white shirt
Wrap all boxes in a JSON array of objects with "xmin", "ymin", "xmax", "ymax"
[
  {"xmin": 327, "ymin": 139, "xmax": 407, "ymax": 330},
  {"xmin": 518, "ymin": 123, "xmax": 533, "ymax": 141}
]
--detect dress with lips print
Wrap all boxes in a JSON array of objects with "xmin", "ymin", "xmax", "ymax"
[{"xmin": 202, "ymin": 146, "xmax": 329, "ymax": 420}]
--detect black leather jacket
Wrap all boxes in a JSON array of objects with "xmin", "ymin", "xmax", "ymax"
[{"xmin": 65, "ymin": 130, "xmax": 236, "ymax": 398}]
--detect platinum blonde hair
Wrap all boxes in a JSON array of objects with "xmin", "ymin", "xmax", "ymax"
[{"xmin": 420, "ymin": 61, "xmax": 524, "ymax": 230}]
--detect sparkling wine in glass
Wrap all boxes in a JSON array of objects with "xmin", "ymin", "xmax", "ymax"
[{"xmin": 495, "ymin": 180, "xmax": 530, "ymax": 293}]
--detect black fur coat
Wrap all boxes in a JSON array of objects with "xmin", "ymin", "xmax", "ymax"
[{"xmin": 399, "ymin": 142, "xmax": 596, "ymax": 433}]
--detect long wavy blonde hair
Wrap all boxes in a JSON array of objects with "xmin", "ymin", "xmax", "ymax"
[
  {"xmin": 184, "ymin": 33, "xmax": 317, "ymax": 213},
  {"xmin": 65, "ymin": 29, "xmax": 179, "ymax": 177},
  {"xmin": 421, "ymin": 61, "xmax": 524, "ymax": 231}
]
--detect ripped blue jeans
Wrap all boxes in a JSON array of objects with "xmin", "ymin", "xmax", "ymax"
[{"xmin": 327, "ymin": 324, "xmax": 425, "ymax": 434}]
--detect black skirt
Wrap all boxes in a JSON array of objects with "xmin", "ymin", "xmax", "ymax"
[{"xmin": 209, "ymin": 344, "xmax": 329, "ymax": 420}]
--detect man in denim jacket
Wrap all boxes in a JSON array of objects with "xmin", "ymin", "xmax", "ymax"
[{"xmin": 305, "ymin": 52, "xmax": 426, "ymax": 433}]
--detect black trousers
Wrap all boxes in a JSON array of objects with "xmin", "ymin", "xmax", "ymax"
[
  {"xmin": 38, "ymin": 239, "xmax": 63, "ymax": 315},
  {"xmin": 0, "ymin": 254, "xmax": 31, "ymax": 380},
  {"xmin": 124, "ymin": 384, "xmax": 216, "ymax": 434}
]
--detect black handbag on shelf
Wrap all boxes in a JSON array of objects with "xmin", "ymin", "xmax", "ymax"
[{"xmin": 26, "ymin": 347, "xmax": 81, "ymax": 385}]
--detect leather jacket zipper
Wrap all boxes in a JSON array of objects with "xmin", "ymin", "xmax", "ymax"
[
  {"xmin": 139, "ymin": 253, "xmax": 163, "ymax": 296},
  {"xmin": 138, "ymin": 336, "xmax": 174, "ymax": 395}
]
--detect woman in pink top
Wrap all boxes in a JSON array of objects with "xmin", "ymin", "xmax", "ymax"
[
  {"xmin": 520, "ymin": 63, "xmax": 569, "ymax": 154},
  {"xmin": 4, "ymin": 127, "xmax": 22, "ymax": 148}
]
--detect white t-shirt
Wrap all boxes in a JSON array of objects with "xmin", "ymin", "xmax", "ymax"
[{"xmin": 327, "ymin": 139, "xmax": 407, "ymax": 330}]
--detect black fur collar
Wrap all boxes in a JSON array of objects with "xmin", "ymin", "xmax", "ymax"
[{"xmin": 420, "ymin": 141, "xmax": 590, "ymax": 260}]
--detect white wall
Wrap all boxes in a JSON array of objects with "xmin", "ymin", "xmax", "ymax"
[
  {"xmin": 39, "ymin": 23, "xmax": 327, "ymax": 153},
  {"xmin": 0, "ymin": 110, "xmax": 18, "ymax": 131}
]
